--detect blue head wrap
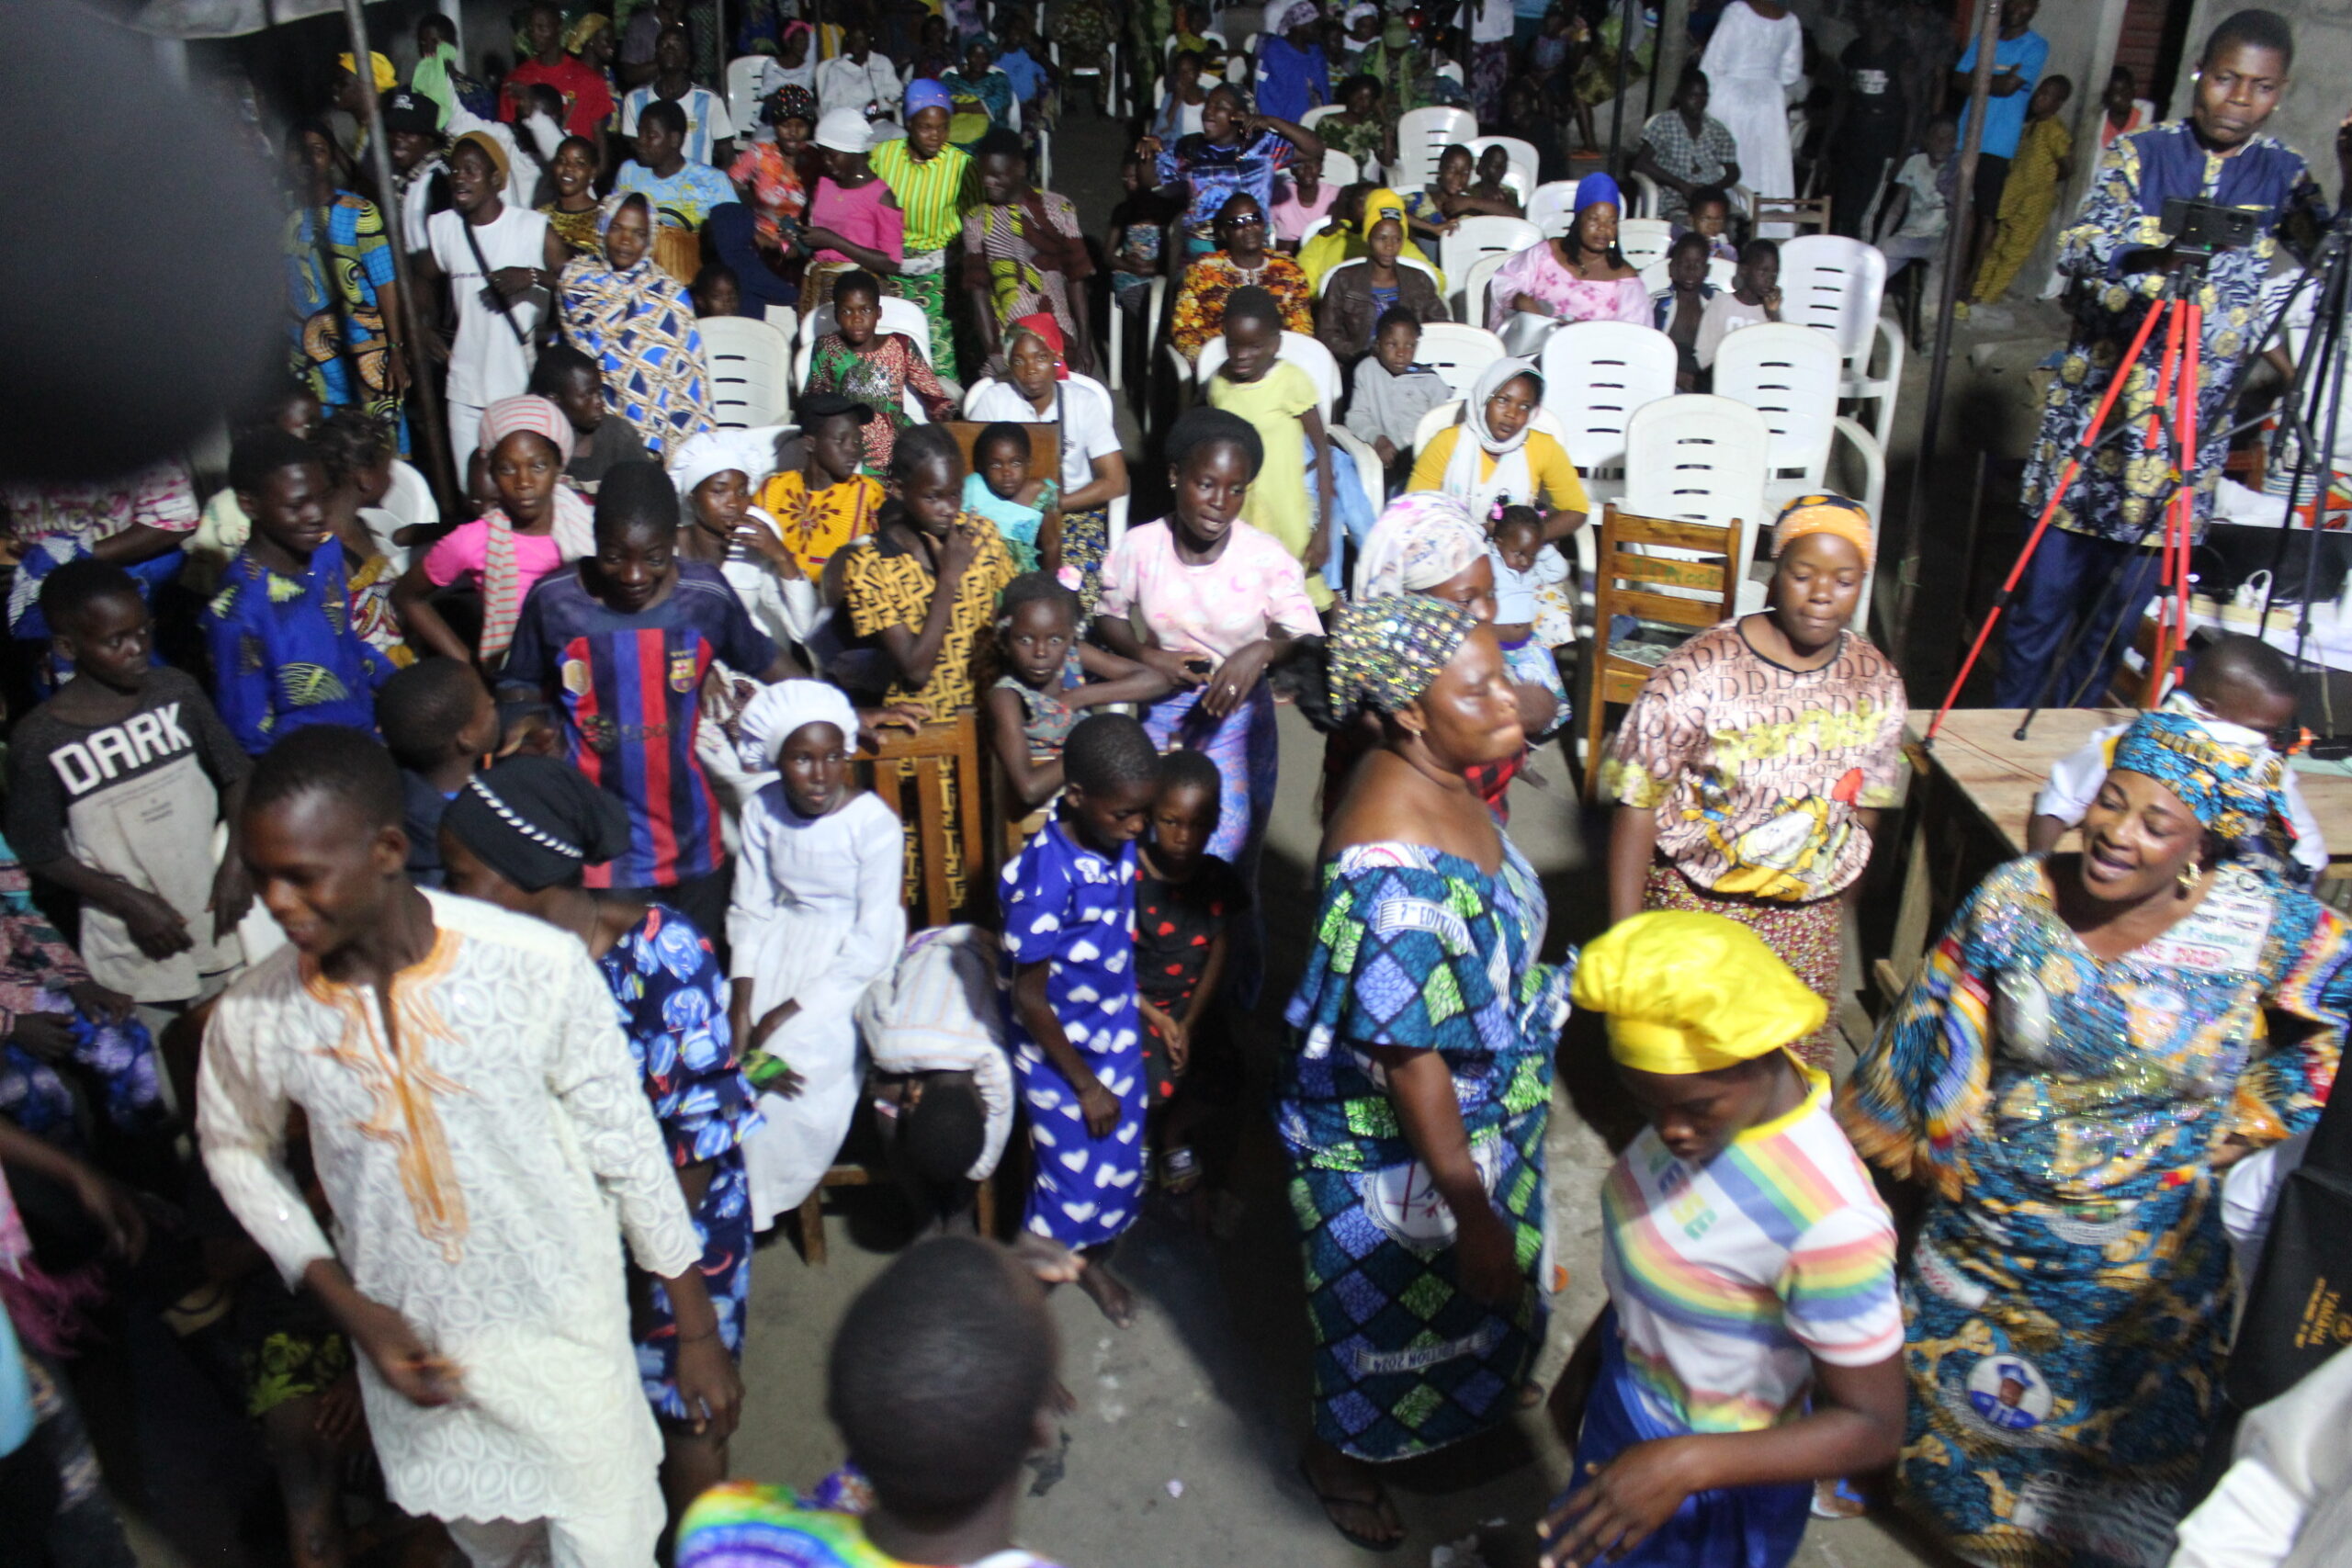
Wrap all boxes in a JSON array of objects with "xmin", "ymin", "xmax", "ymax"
[
  {"xmin": 2109, "ymin": 709, "xmax": 2298, "ymax": 847},
  {"xmin": 1573, "ymin": 172, "xmax": 1623, "ymax": 216},
  {"xmin": 904, "ymin": 77, "xmax": 953, "ymax": 117}
]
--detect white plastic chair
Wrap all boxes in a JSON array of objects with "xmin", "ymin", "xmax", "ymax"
[
  {"xmin": 1709, "ymin": 322, "xmax": 1886, "ymax": 626},
  {"xmin": 1316, "ymin": 255, "xmax": 1442, "ymax": 298},
  {"xmin": 1709, "ymin": 256, "xmax": 1738, "ymax": 292},
  {"xmin": 1526, "ymin": 180, "xmax": 1579, "ymax": 239},
  {"xmin": 1395, "ymin": 106, "xmax": 1479, "ymax": 194},
  {"xmin": 1300, "ymin": 103, "xmax": 1348, "ymax": 132},
  {"xmin": 725, "ymin": 57, "xmax": 768, "ymax": 141},
  {"xmin": 1321, "ymin": 147, "xmax": 1358, "ymax": 186},
  {"xmin": 1625, "ymin": 169, "xmax": 1661, "ymax": 220},
  {"xmin": 1051, "ymin": 38, "xmax": 1125, "ymax": 118},
  {"xmin": 1462, "ymin": 251, "xmax": 1510, "ymax": 330},
  {"xmin": 701, "ymin": 314, "xmax": 795, "ymax": 428},
  {"xmin": 1778, "ymin": 234, "xmax": 1904, "ymax": 449},
  {"xmin": 1465, "ymin": 136, "xmax": 1539, "ymax": 204},
  {"xmin": 792, "ymin": 295, "xmax": 933, "ymax": 390},
  {"xmin": 1537, "ymin": 321, "xmax": 1678, "ymax": 503},
  {"xmin": 1441, "ymin": 217, "xmax": 1541, "ymax": 320},
  {"xmin": 1193, "ymin": 329, "xmax": 1341, "ymax": 420},
  {"xmin": 1616, "ymin": 218, "xmax": 1672, "ymax": 274},
  {"xmin": 1411, "ymin": 322, "xmax": 1507, "ymax": 401},
  {"xmin": 1326, "ymin": 425, "xmax": 1388, "ymax": 529},
  {"xmin": 1107, "ymin": 275, "xmax": 1166, "ymax": 395},
  {"xmin": 1621, "ymin": 394, "xmax": 1772, "ymax": 601}
]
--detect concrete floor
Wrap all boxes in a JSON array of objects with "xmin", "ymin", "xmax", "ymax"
[{"xmin": 725, "ymin": 708, "xmax": 1947, "ymax": 1568}]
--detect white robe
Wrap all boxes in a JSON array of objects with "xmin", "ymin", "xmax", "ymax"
[
  {"xmin": 1698, "ymin": 2, "xmax": 1803, "ymax": 230},
  {"xmin": 196, "ymin": 893, "xmax": 696, "ymax": 1556},
  {"xmin": 729, "ymin": 787, "xmax": 906, "ymax": 1227}
]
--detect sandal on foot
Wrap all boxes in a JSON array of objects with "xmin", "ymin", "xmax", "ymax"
[{"xmin": 1297, "ymin": 1458, "xmax": 1404, "ymax": 1552}]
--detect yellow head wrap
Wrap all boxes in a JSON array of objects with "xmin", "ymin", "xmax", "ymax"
[
  {"xmin": 338, "ymin": 51, "xmax": 398, "ymax": 94},
  {"xmin": 1570, "ymin": 912, "xmax": 1826, "ymax": 1075},
  {"xmin": 1770, "ymin": 492, "xmax": 1875, "ymax": 570},
  {"xmin": 566, "ymin": 12, "xmax": 611, "ymax": 51}
]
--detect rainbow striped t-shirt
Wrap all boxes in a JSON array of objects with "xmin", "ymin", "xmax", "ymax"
[{"xmin": 1600, "ymin": 1066, "xmax": 1902, "ymax": 1434}]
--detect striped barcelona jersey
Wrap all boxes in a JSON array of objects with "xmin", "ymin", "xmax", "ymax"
[
  {"xmin": 501, "ymin": 562, "xmax": 776, "ymax": 889},
  {"xmin": 1600, "ymin": 1066, "xmax": 1902, "ymax": 1434}
]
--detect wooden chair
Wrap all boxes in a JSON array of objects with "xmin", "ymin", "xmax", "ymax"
[
  {"xmin": 1578, "ymin": 505, "xmax": 1743, "ymax": 800},
  {"xmin": 1752, "ymin": 194, "xmax": 1833, "ymax": 235},
  {"xmin": 798, "ymin": 711, "xmax": 1004, "ymax": 1261}
]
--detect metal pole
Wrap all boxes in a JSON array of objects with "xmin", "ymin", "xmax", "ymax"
[
  {"xmin": 1889, "ymin": 0, "xmax": 2000, "ymax": 670},
  {"xmin": 1607, "ymin": 0, "xmax": 1635, "ymax": 170},
  {"xmin": 338, "ymin": 0, "xmax": 458, "ymax": 514},
  {"xmin": 1652, "ymin": 0, "xmax": 1692, "ymax": 120}
]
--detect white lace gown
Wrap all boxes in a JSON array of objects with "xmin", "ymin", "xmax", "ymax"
[
  {"xmin": 728, "ymin": 785, "xmax": 907, "ymax": 1228},
  {"xmin": 1698, "ymin": 1, "xmax": 1804, "ymax": 231},
  {"xmin": 196, "ymin": 893, "xmax": 699, "ymax": 1560}
]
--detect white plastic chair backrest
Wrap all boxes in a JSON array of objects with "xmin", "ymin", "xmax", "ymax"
[
  {"xmin": 792, "ymin": 295, "xmax": 933, "ymax": 388},
  {"xmin": 1616, "ymin": 218, "xmax": 1673, "ymax": 274},
  {"xmin": 1777, "ymin": 235, "xmax": 1886, "ymax": 370},
  {"xmin": 1396, "ymin": 107, "xmax": 1478, "ymax": 192},
  {"xmin": 725, "ymin": 57, "xmax": 767, "ymax": 139},
  {"xmin": 1321, "ymin": 148, "xmax": 1358, "ymax": 186},
  {"xmin": 1412, "ymin": 322, "xmax": 1507, "ymax": 401},
  {"xmin": 1622, "ymin": 394, "xmax": 1771, "ymax": 573},
  {"xmin": 1709, "ymin": 255, "xmax": 1738, "ymax": 292},
  {"xmin": 700, "ymin": 314, "xmax": 795, "ymax": 428},
  {"xmin": 1441, "ymin": 218, "xmax": 1541, "ymax": 307},
  {"xmin": 1526, "ymin": 180, "xmax": 1578, "ymax": 238},
  {"xmin": 1317, "ymin": 254, "xmax": 1442, "ymax": 298},
  {"xmin": 1625, "ymin": 168, "xmax": 1660, "ymax": 220},
  {"xmin": 1299, "ymin": 213, "xmax": 1338, "ymax": 249},
  {"xmin": 1434, "ymin": 58, "xmax": 1464, "ymax": 85},
  {"xmin": 1300, "ymin": 103, "xmax": 1348, "ymax": 130},
  {"xmin": 1462, "ymin": 251, "xmax": 1510, "ymax": 328},
  {"xmin": 1709, "ymin": 322, "xmax": 1841, "ymax": 483},
  {"xmin": 1465, "ymin": 136, "xmax": 1539, "ymax": 200},
  {"xmin": 1195, "ymin": 329, "xmax": 1340, "ymax": 419},
  {"xmin": 1409, "ymin": 398, "xmax": 1569, "ymax": 458},
  {"xmin": 1537, "ymin": 321, "xmax": 1678, "ymax": 475}
]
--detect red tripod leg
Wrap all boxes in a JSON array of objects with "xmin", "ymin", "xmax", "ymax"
[
  {"xmin": 2151, "ymin": 299, "xmax": 2203, "ymax": 702},
  {"xmin": 1927, "ymin": 291, "xmax": 2179, "ymax": 740}
]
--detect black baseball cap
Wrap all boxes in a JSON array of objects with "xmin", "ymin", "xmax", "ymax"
[{"xmin": 379, "ymin": 88, "xmax": 438, "ymax": 136}]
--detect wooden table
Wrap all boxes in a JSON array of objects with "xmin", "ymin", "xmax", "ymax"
[{"xmin": 1864, "ymin": 708, "xmax": 2352, "ymax": 1010}]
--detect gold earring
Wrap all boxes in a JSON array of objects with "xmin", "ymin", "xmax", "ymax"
[{"xmin": 2178, "ymin": 862, "xmax": 2202, "ymax": 896}]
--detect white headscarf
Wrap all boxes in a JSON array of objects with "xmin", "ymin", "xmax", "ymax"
[
  {"xmin": 1442, "ymin": 355, "xmax": 1543, "ymax": 526},
  {"xmin": 737, "ymin": 679, "xmax": 860, "ymax": 771},
  {"xmin": 668, "ymin": 428, "xmax": 776, "ymax": 502},
  {"xmin": 1351, "ymin": 491, "xmax": 1487, "ymax": 601}
]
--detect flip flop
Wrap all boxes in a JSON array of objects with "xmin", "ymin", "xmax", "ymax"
[{"xmin": 1297, "ymin": 1458, "xmax": 1405, "ymax": 1552}]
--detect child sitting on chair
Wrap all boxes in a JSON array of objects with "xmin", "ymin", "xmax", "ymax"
[
  {"xmin": 1487, "ymin": 505, "xmax": 1572, "ymax": 738},
  {"xmin": 960, "ymin": 423, "xmax": 1060, "ymax": 575},
  {"xmin": 802, "ymin": 270, "xmax": 956, "ymax": 474},
  {"xmin": 727, "ymin": 681, "xmax": 908, "ymax": 1233}
]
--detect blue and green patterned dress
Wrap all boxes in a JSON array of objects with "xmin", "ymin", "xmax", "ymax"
[
  {"xmin": 598, "ymin": 904, "xmax": 763, "ymax": 1422},
  {"xmin": 1840, "ymin": 856, "xmax": 2351, "ymax": 1568},
  {"xmin": 1277, "ymin": 838, "xmax": 1570, "ymax": 1463}
]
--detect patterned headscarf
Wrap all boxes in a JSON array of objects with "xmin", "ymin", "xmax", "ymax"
[
  {"xmin": 565, "ymin": 13, "xmax": 610, "ymax": 52},
  {"xmin": 1771, "ymin": 492, "xmax": 1875, "ymax": 569},
  {"xmin": 2109, "ymin": 709, "xmax": 2299, "ymax": 846},
  {"xmin": 766, "ymin": 84, "xmax": 820, "ymax": 127},
  {"xmin": 1279, "ymin": 1, "xmax": 1323, "ymax": 31},
  {"xmin": 1352, "ymin": 491, "xmax": 1487, "ymax": 601},
  {"xmin": 595, "ymin": 191, "xmax": 654, "ymax": 260},
  {"xmin": 477, "ymin": 394, "xmax": 575, "ymax": 465},
  {"xmin": 1327, "ymin": 594, "xmax": 1478, "ymax": 720},
  {"xmin": 475, "ymin": 397, "xmax": 594, "ymax": 663}
]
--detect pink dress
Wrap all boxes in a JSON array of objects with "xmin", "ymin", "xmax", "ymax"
[
  {"xmin": 1486, "ymin": 242, "xmax": 1652, "ymax": 332},
  {"xmin": 1095, "ymin": 518, "xmax": 1322, "ymax": 665},
  {"xmin": 805, "ymin": 175, "xmax": 905, "ymax": 269}
]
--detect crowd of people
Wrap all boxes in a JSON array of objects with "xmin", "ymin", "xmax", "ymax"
[{"xmin": 8, "ymin": 3, "xmax": 2352, "ymax": 1568}]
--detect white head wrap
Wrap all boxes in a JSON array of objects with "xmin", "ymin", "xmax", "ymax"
[
  {"xmin": 736, "ymin": 679, "xmax": 861, "ymax": 771},
  {"xmin": 1351, "ymin": 491, "xmax": 1487, "ymax": 600},
  {"xmin": 1442, "ymin": 355, "xmax": 1544, "ymax": 525},
  {"xmin": 668, "ymin": 428, "xmax": 775, "ymax": 501}
]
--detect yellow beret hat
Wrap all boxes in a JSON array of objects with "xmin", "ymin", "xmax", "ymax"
[
  {"xmin": 1570, "ymin": 911, "xmax": 1826, "ymax": 1075},
  {"xmin": 338, "ymin": 51, "xmax": 398, "ymax": 94}
]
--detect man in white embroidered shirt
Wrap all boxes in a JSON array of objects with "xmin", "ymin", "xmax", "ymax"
[{"xmin": 196, "ymin": 726, "xmax": 741, "ymax": 1567}]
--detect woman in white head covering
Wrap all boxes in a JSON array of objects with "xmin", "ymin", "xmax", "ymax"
[
  {"xmin": 1406, "ymin": 357, "xmax": 1591, "ymax": 543},
  {"xmin": 727, "ymin": 679, "xmax": 910, "ymax": 1230}
]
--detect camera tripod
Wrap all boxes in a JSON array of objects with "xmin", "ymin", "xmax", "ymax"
[{"xmin": 1926, "ymin": 254, "xmax": 2213, "ymax": 744}]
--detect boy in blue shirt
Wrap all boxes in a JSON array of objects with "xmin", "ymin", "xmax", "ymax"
[
  {"xmin": 204, "ymin": 430, "xmax": 395, "ymax": 755},
  {"xmin": 1951, "ymin": 0, "xmax": 2046, "ymax": 277}
]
